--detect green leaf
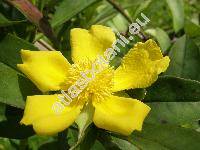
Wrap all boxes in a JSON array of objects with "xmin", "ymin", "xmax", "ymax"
[
  {"xmin": 51, "ymin": 0, "xmax": 98, "ymax": 27},
  {"xmin": 131, "ymin": 123, "xmax": 200, "ymax": 150},
  {"xmin": 184, "ymin": 20, "xmax": 200, "ymax": 47},
  {"xmin": 0, "ymin": 137, "xmax": 15, "ymax": 150},
  {"xmin": 67, "ymin": 128, "xmax": 78, "ymax": 147},
  {"xmin": 145, "ymin": 76, "xmax": 200, "ymax": 102},
  {"xmin": 0, "ymin": 13, "xmax": 25, "ymax": 27},
  {"xmin": 0, "ymin": 34, "xmax": 38, "ymax": 71},
  {"xmin": 166, "ymin": 0, "xmax": 184, "ymax": 32},
  {"xmin": 58, "ymin": 130, "xmax": 70, "ymax": 150},
  {"xmin": 146, "ymin": 102, "xmax": 200, "ymax": 130},
  {"xmin": 28, "ymin": 135, "xmax": 55, "ymax": 150},
  {"xmin": 0, "ymin": 62, "xmax": 41, "ymax": 108},
  {"xmin": 145, "ymin": 28, "xmax": 171, "ymax": 53},
  {"xmin": 91, "ymin": 140, "xmax": 105, "ymax": 150},
  {"xmin": 70, "ymin": 101, "xmax": 94, "ymax": 149},
  {"xmin": 125, "ymin": 89, "xmax": 146, "ymax": 100},
  {"xmin": 79, "ymin": 124, "xmax": 98, "ymax": 150},
  {"xmin": 132, "ymin": 0, "xmax": 152, "ymax": 20},
  {"xmin": 185, "ymin": 20, "xmax": 200, "ymax": 38},
  {"xmin": 0, "ymin": 103, "xmax": 6, "ymax": 121},
  {"xmin": 110, "ymin": 136, "xmax": 139, "ymax": 150},
  {"xmin": 97, "ymin": 131, "xmax": 121, "ymax": 150},
  {"xmin": 38, "ymin": 142, "xmax": 59, "ymax": 150},
  {"xmin": 0, "ymin": 13, "xmax": 14, "ymax": 27},
  {"xmin": 0, "ymin": 106, "xmax": 35, "ymax": 139},
  {"xmin": 165, "ymin": 35, "xmax": 200, "ymax": 81}
]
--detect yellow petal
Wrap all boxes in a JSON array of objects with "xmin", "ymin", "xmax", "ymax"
[
  {"xmin": 70, "ymin": 25, "xmax": 116, "ymax": 63},
  {"xmin": 93, "ymin": 95, "xmax": 150, "ymax": 136},
  {"xmin": 17, "ymin": 50, "xmax": 71, "ymax": 92},
  {"xmin": 21, "ymin": 95, "xmax": 82, "ymax": 135},
  {"xmin": 113, "ymin": 39, "xmax": 170, "ymax": 92}
]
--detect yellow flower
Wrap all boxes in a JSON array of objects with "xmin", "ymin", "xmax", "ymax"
[{"xmin": 18, "ymin": 25, "xmax": 170, "ymax": 136}]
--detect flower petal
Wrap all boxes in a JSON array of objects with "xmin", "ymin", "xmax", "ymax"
[
  {"xmin": 93, "ymin": 95, "xmax": 150, "ymax": 136},
  {"xmin": 70, "ymin": 25, "xmax": 116, "ymax": 63},
  {"xmin": 20, "ymin": 95, "xmax": 82, "ymax": 135},
  {"xmin": 113, "ymin": 39, "xmax": 170, "ymax": 92},
  {"xmin": 17, "ymin": 50, "xmax": 71, "ymax": 92}
]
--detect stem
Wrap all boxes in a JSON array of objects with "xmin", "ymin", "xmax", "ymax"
[
  {"xmin": 6, "ymin": 0, "xmax": 59, "ymax": 49},
  {"xmin": 107, "ymin": 0, "xmax": 132, "ymax": 23},
  {"xmin": 106, "ymin": 0, "xmax": 148, "ymax": 41}
]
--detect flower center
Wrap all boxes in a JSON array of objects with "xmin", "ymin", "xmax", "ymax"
[{"xmin": 61, "ymin": 60, "xmax": 114, "ymax": 104}]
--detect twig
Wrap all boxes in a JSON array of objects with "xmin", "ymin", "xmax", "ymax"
[
  {"xmin": 6, "ymin": 0, "xmax": 59, "ymax": 49},
  {"xmin": 106, "ymin": 0, "xmax": 148, "ymax": 41},
  {"xmin": 107, "ymin": 0, "xmax": 132, "ymax": 23}
]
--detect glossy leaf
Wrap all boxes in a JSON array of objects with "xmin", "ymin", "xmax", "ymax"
[
  {"xmin": 165, "ymin": 35, "xmax": 200, "ymax": 81},
  {"xmin": 51, "ymin": 0, "xmax": 98, "ymax": 27},
  {"xmin": 131, "ymin": 123, "xmax": 200, "ymax": 150},
  {"xmin": 0, "ymin": 34, "xmax": 38, "ymax": 71},
  {"xmin": 111, "ymin": 136, "xmax": 139, "ymax": 150},
  {"xmin": 0, "ymin": 62, "xmax": 41, "ymax": 108},
  {"xmin": 145, "ymin": 76, "xmax": 200, "ymax": 102},
  {"xmin": 146, "ymin": 102, "xmax": 200, "ymax": 130}
]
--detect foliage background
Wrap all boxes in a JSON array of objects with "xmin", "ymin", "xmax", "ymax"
[{"xmin": 0, "ymin": 0, "xmax": 200, "ymax": 149}]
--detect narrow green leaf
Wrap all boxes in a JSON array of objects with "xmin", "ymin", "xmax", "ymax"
[
  {"xmin": 0, "ymin": 62, "xmax": 41, "ymax": 108},
  {"xmin": 165, "ymin": 35, "xmax": 200, "ymax": 81},
  {"xmin": 133, "ymin": 0, "xmax": 152, "ymax": 19},
  {"xmin": 51, "ymin": 0, "xmax": 98, "ymax": 27},
  {"xmin": 0, "ymin": 13, "xmax": 24, "ymax": 27},
  {"xmin": 131, "ymin": 123, "xmax": 200, "ymax": 150},
  {"xmin": 166, "ymin": 0, "xmax": 184, "ymax": 32},
  {"xmin": 145, "ymin": 76, "xmax": 200, "ymax": 102},
  {"xmin": 0, "ymin": 34, "xmax": 38, "ymax": 71},
  {"xmin": 145, "ymin": 28, "xmax": 171, "ymax": 53}
]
